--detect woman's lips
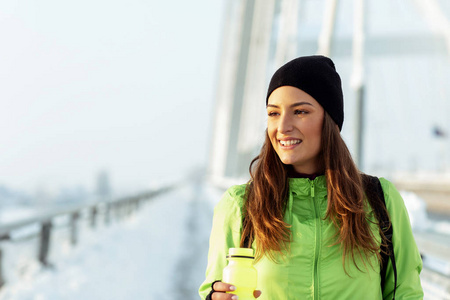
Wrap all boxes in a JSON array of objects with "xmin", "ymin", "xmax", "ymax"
[
  {"xmin": 279, "ymin": 139, "xmax": 302, "ymax": 146},
  {"xmin": 278, "ymin": 139, "xmax": 302, "ymax": 149}
]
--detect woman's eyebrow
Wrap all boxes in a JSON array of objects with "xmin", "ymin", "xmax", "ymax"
[
  {"xmin": 266, "ymin": 104, "xmax": 279, "ymax": 108},
  {"xmin": 291, "ymin": 101, "xmax": 314, "ymax": 107},
  {"xmin": 266, "ymin": 102, "xmax": 314, "ymax": 108}
]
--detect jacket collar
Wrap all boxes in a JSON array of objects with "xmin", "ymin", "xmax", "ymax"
[
  {"xmin": 288, "ymin": 175, "xmax": 327, "ymax": 195},
  {"xmin": 285, "ymin": 175, "xmax": 327, "ymax": 223}
]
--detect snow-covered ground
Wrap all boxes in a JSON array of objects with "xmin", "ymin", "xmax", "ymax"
[
  {"xmin": 0, "ymin": 182, "xmax": 221, "ymax": 300},
  {"xmin": 0, "ymin": 182, "xmax": 449, "ymax": 299}
]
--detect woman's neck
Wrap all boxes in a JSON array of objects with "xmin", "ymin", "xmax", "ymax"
[{"xmin": 287, "ymin": 166, "xmax": 323, "ymax": 180}]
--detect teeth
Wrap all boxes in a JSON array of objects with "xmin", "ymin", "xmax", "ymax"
[{"xmin": 280, "ymin": 140, "xmax": 301, "ymax": 146}]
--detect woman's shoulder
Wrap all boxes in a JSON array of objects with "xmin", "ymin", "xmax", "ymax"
[
  {"xmin": 378, "ymin": 177, "xmax": 394, "ymax": 192},
  {"xmin": 378, "ymin": 177, "xmax": 400, "ymax": 198},
  {"xmin": 225, "ymin": 183, "xmax": 248, "ymax": 198},
  {"xmin": 215, "ymin": 183, "xmax": 248, "ymax": 211},
  {"xmin": 377, "ymin": 177, "xmax": 408, "ymax": 213}
]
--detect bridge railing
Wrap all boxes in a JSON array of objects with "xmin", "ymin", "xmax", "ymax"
[{"xmin": 0, "ymin": 184, "xmax": 175, "ymax": 288}]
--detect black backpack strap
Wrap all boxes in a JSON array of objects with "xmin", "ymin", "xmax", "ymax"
[
  {"xmin": 242, "ymin": 183, "xmax": 254, "ymax": 249},
  {"xmin": 362, "ymin": 174, "xmax": 397, "ymax": 299}
]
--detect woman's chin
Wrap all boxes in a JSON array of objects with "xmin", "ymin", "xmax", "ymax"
[{"xmin": 280, "ymin": 158, "xmax": 296, "ymax": 166}]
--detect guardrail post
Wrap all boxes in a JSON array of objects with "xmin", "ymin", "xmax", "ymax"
[
  {"xmin": 114, "ymin": 203, "xmax": 120, "ymax": 221},
  {"xmin": 120, "ymin": 203, "xmax": 125, "ymax": 220},
  {"xmin": 90, "ymin": 206, "xmax": 98, "ymax": 228},
  {"xmin": 132, "ymin": 199, "xmax": 137, "ymax": 214},
  {"xmin": 127, "ymin": 200, "xmax": 132, "ymax": 217},
  {"xmin": 70, "ymin": 212, "xmax": 79, "ymax": 246},
  {"xmin": 135, "ymin": 198, "xmax": 140, "ymax": 212},
  {"xmin": 104, "ymin": 203, "xmax": 111, "ymax": 225},
  {"xmin": 38, "ymin": 221, "xmax": 52, "ymax": 266},
  {"xmin": 114, "ymin": 203, "xmax": 119, "ymax": 221},
  {"xmin": 0, "ymin": 248, "xmax": 5, "ymax": 288}
]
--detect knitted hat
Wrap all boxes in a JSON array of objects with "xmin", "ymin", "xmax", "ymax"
[{"xmin": 266, "ymin": 55, "xmax": 344, "ymax": 131}]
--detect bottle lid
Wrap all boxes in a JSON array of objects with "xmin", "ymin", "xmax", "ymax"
[{"xmin": 227, "ymin": 248, "xmax": 254, "ymax": 259}]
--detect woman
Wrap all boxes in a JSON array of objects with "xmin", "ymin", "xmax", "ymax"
[{"xmin": 199, "ymin": 56, "xmax": 423, "ymax": 299}]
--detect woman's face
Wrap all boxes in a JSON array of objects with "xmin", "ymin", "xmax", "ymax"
[{"xmin": 267, "ymin": 86, "xmax": 325, "ymax": 174}]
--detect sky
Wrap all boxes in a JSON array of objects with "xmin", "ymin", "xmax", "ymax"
[{"xmin": 0, "ymin": 0, "xmax": 225, "ymax": 195}]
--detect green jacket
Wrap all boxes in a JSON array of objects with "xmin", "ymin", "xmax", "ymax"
[{"xmin": 199, "ymin": 176, "xmax": 423, "ymax": 299}]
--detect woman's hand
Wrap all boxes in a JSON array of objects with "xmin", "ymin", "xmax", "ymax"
[{"xmin": 211, "ymin": 282, "xmax": 262, "ymax": 299}]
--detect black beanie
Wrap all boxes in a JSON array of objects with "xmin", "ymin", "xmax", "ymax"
[{"xmin": 266, "ymin": 55, "xmax": 344, "ymax": 131}]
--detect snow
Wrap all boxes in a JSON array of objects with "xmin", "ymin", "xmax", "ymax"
[
  {"xmin": 434, "ymin": 221, "xmax": 450, "ymax": 236},
  {"xmin": 401, "ymin": 190, "xmax": 450, "ymax": 236},
  {"xmin": 400, "ymin": 190, "xmax": 431, "ymax": 232},
  {"xmin": 0, "ymin": 207, "xmax": 37, "ymax": 224},
  {"xmin": 0, "ymin": 183, "xmax": 222, "ymax": 300}
]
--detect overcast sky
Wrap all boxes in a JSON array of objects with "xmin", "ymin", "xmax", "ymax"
[{"xmin": 0, "ymin": 0, "xmax": 225, "ymax": 195}]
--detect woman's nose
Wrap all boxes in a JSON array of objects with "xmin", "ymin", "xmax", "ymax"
[{"xmin": 278, "ymin": 114, "xmax": 294, "ymax": 133}]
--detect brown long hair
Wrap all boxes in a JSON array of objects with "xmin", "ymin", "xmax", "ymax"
[{"xmin": 241, "ymin": 112, "xmax": 381, "ymax": 268}]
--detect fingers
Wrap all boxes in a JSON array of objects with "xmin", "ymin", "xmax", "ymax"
[
  {"xmin": 211, "ymin": 292, "xmax": 237, "ymax": 300},
  {"xmin": 211, "ymin": 284, "xmax": 262, "ymax": 300},
  {"xmin": 212, "ymin": 282, "xmax": 236, "ymax": 293},
  {"xmin": 211, "ymin": 282, "xmax": 237, "ymax": 300}
]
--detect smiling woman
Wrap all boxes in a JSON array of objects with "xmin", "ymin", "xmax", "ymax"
[{"xmin": 199, "ymin": 56, "xmax": 423, "ymax": 300}]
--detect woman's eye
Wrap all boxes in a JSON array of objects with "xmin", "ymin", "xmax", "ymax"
[
  {"xmin": 294, "ymin": 109, "xmax": 308, "ymax": 115},
  {"xmin": 268, "ymin": 111, "xmax": 279, "ymax": 117}
]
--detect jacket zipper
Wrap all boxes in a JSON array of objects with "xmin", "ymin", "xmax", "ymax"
[{"xmin": 311, "ymin": 180, "xmax": 321, "ymax": 299}]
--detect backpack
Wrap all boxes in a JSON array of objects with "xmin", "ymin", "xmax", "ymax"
[
  {"xmin": 242, "ymin": 174, "xmax": 398, "ymax": 299},
  {"xmin": 362, "ymin": 174, "xmax": 397, "ymax": 299}
]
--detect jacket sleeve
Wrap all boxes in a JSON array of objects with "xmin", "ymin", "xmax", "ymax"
[
  {"xmin": 198, "ymin": 185, "xmax": 246, "ymax": 299},
  {"xmin": 380, "ymin": 178, "xmax": 424, "ymax": 300}
]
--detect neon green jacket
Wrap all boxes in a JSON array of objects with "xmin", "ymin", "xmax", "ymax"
[{"xmin": 199, "ymin": 176, "xmax": 423, "ymax": 299}]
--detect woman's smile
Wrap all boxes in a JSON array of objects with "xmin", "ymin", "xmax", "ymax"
[{"xmin": 278, "ymin": 138, "xmax": 302, "ymax": 148}]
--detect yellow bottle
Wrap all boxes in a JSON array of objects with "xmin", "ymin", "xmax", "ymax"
[{"xmin": 222, "ymin": 248, "xmax": 257, "ymax": 299}]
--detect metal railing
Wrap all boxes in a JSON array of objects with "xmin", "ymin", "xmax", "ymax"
[{"xmin": 0, "ymin": 184, "xmax": 174, "ymax": 288}]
